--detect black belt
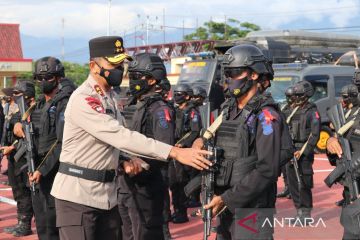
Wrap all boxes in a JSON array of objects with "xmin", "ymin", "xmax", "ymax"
[{"xmin": 58, "ymin": 162, "xmax": 116, "ymax": 183}]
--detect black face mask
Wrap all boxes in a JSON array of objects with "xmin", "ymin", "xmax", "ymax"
[
  {"xmin": 97, "ymin": 63, "xmax": 124, "ymax": 87},
  {"xmin": 174, "ymin": 93, "xmax": 187, "ymax": 105},
  {"xmin": 227, "ymin": 76, "xmax": 255, "ymax": 98},
  {"xmin": 40, "ymin": 79, "xmax": 58, "ymax": 94},
  {"xmin": 129, "ymin": 79, "xmax": 150, "ymax": 97}
]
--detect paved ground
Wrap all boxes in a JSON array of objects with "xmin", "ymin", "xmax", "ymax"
[{"xmin": 0, "ymin": 155, "xmax": 343, "ymax": 240}]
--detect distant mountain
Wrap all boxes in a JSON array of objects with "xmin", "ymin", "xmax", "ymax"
[{"xmin": 20, "ymin": 29, "xmax": 190, "ymax": 64}]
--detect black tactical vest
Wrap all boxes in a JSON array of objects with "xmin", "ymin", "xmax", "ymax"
[
  {"xmin": 214, "ymin": 100, "xmax": 259, "ymax": 188},
  {"xmin": 130, "ymin": 95, "xmax": 164, "ymax": 138},
  {"xmin": 175, "ymin": 103, "xmax": 196, "ymax": 141},
  {"xmin": 34, "ymin": 88, "xmax": 72, "ymax": 155},
  {"xmin": 290, "ymin": 103, "xmax": 316, "ymax": 143}
]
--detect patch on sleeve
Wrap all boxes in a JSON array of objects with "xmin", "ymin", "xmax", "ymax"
[
  {"xmin": 85, "ymin": 97, "xmax": 105, "ymax": 114},
  {"xmin": 191, "ymin": 110, "xmax": 198, "ymax": 122},
  {"xmin": 315, "ymin": 111, "xmax": 320, "ymax": 119},
  {"xmin": 157, "ymin": 110, "xmax": 169, "ymax": 129},
  {"xmin": 259, "ymin": 108, "xmax": 275, "ymax": 135},
  {"xmin": 164, "ymin": 108, "xmax": 171, "ymax": 122}
]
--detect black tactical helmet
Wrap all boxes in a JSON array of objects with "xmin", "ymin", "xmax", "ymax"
[
  {"xmin": 128, "ymin": 53, "xmax": 167, "ymax": 82},
  {"xmin": 285, "ymin": 86, "xmax": 295, "ymax": 97},
  {"xmin": 174, "ymin": 83, "xmax": 193, "ymax": 96},
  {"xmin": 158, "ymin": 78, "xmax": 171, "ymax": 92},
  {"xmin": 353, "ymin": 69, "xmax": 360, "ymax": 88},
  {"xmin": 293, "ymin": 80, "xmax": 314, "ymax": 98},
  {"xmin": 222, "ymin": 44, "xmax": 273, "ymax": 78},
  {"xmin": 2, "ymin": 81, "xmax": 35, "ymax": 98},
  {"xmin": 192, "ymin": 86, "xmax": 207, "ymax": 99},
  {"xmin": 285, "ymin": 86, "xmax": 296, "ymax": 104},
  {"xmin": 34, "ymin": 56, "xmax": 65, "ymax": 80},
  {"xmin": 341, "ymin": 84, "xmax": 358, "ymax": 106},
  {"xmin": 173, "ymin": 83, "xmax": 193, "ymax": 104}
]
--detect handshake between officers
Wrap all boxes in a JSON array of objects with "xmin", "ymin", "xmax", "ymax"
[{"xmin": 50, "ymin": 36, "xmax": 212, "ymax": 240}]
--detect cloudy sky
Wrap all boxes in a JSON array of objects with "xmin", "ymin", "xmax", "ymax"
[
  {"xmin": 1, "ymin": 0, "xmax": 360, "ymax": 38},
  {"xmin": 1, "ymin": 0, "xmax": 360, "ymax": 62}
]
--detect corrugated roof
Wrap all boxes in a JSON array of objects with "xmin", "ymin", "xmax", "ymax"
[{"xmin": 0, "ymin": 23, "xmax": 23, "ymax": 59}]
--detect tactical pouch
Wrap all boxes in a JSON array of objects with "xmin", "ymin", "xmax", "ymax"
[
  {"xmin": 230, "ymin": 156, "xmax": 257, "ymax": 187},
  {"xmin": 216, "ymin": 160, "xmax": 234, "ymax": 187}
]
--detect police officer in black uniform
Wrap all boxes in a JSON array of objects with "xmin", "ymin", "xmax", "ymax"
[
  {"xmin": 277, "ymin": 86, "xmax": 296, "ymax": 199},
  {"xmin": 341, "ymin": 84, "xmax": 359, "ymax": 121},
  {"xmin": 117, "ymin": 53, "xmax": 175, "ymax": 240},
  {"xmin": 1, "ymin": 81, "xmax": 35, "ymax": 237},
  {"xmin": 196, "ymin": 44, "xmax": 281, "ymax": 239},
  {"xmin": 334, "ymin": 84, "xmax": 360, "ymax": 207},
  {"xmin": 286, "ymin": 80, "xmax": 321, "ymax": 224},
  {"xmin": 327, "ymin": 107, "xmax": 360, "ymax": 239},
  {"xmin": 170, "ymin": 83, "xmax": 202, "ymax": 224},
  {"xmin": 13, "ymin": 57, "xmax": 74, "ymax": 240},
  {"xmin": 192, "ymin": 86, "xmax": 206, "ymax": 107},
  {"xmin": 187, "ymin": 86, "xmax": 207, "ymax": 209}
]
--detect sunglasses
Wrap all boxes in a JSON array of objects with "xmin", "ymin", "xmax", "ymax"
[
  {"xmin": 128, "ymin": 72, "xmax": 151, "ymax": 81},
  {"xmin": 224, "ymin": 68, "xmax": 247, "ymax": 78},
  {"xmin": 34, "ymin": 74, "xmax": 55, "ymax": 81}
]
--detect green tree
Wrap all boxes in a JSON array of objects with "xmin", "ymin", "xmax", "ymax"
[{"xmin": 184, "ymin": 19, "xmax": 260, "ymax": 41}]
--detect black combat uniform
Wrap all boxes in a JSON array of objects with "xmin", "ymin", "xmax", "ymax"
[
  {"xmin": 2, "ymin": 82, "xmax": 36, "ymax": 237},
  {"xmin": 216, "ymin": 95, "xmax": 282, "ymax": 239},
  {"xmin": 118, "ymin": 93, "xmax": 175, "ymax": 240},
  {"xmin": 287, "ymin": 101, "xmax": 320, "ymax": 217},
  {"xmin": 118, "ymin": 52, "xmax": 175, "ymax": 240},
  {"xmin": 327, "ymin": 112, "xmax": 360, "ymax": 239},
  {"xmin": 29, "ymin": 65, "xmax": 74, "ymax": 240},
  {"xmin": 277, "ymin": 102, "xmax": 294, "ymax": 198},
  {"xmin": 170, "ymin": 102, "xmax": 202, "ymax": 223}
]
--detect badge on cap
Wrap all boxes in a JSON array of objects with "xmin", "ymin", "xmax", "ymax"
[{"xmin": 115, "ymin": 40, "xmax": 123, "ymax": 53}]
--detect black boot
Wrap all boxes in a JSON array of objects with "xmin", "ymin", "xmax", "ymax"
[
  {"xmin": 277, "ymin": 186, "xmax": 290, "ymax": 198},
  {"xmin": 12, "ymin": 215, "xmax": 32, "ymax": 237},
  {"xmin": 172, "ymin": 211, "xmax": 189, "ymax": 224},
  {"xmin": 290, "ymin": 209, "xmax": 302, "ymax": 225},
  {"xmin": 335, "ymin": 198, "xmax": 345, "ymax": 207},
  {"xmin": 163, "ymin": 223, "xmax": 172, "ymax": 240},
  {"xmin": 291, "ymin": 208, "xmax": 311, "ymax": 227},
  {"xmin": 4, "ymin": 215, "xmax": 20, "ymax": 234}
]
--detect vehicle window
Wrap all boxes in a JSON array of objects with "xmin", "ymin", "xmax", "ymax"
[
  {"xmin": 334, "ymin": 76, "xmax": 353, "ymax": 97},
  {"xmin": 304, "ymin": 75, "xmax": 329, "ymax": 102},
  {"xmin": 267, "ymin": 76, "xmax": 300, "ymax": 103}
]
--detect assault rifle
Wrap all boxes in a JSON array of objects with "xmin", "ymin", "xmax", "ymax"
[
  {"xmin": 185, "ymin": 112, "xmax": 224, "ymax": 240},
  {"xmin": 16, "ymin": 96, "xmax": 36, "ymax": 193}
]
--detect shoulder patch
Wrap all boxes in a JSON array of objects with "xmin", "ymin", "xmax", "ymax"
[
  {"xmin": 191, "ymin": 110, "xmax": 199, "ymax": 122},
  {"xmin": 315, "ymin": 111, "xmax": 320, "ymax": 119},
  {"xmin": 164, "ymin": 108, "xmax": 171, "ymax": 122},
  {"xmin": 85, "ymin": 97, "xmax": 105, "ymax": 114},
  {"xmin": 94, "ymin": 85, "xmax": 105, "ymax": 97},
  {"xmin": 157, "ymin": 110, "xmax": 169, "ymax": 129},
  {"xmin": 259, "ymin": 108, "xmax": 276, "ymax": 135}
]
